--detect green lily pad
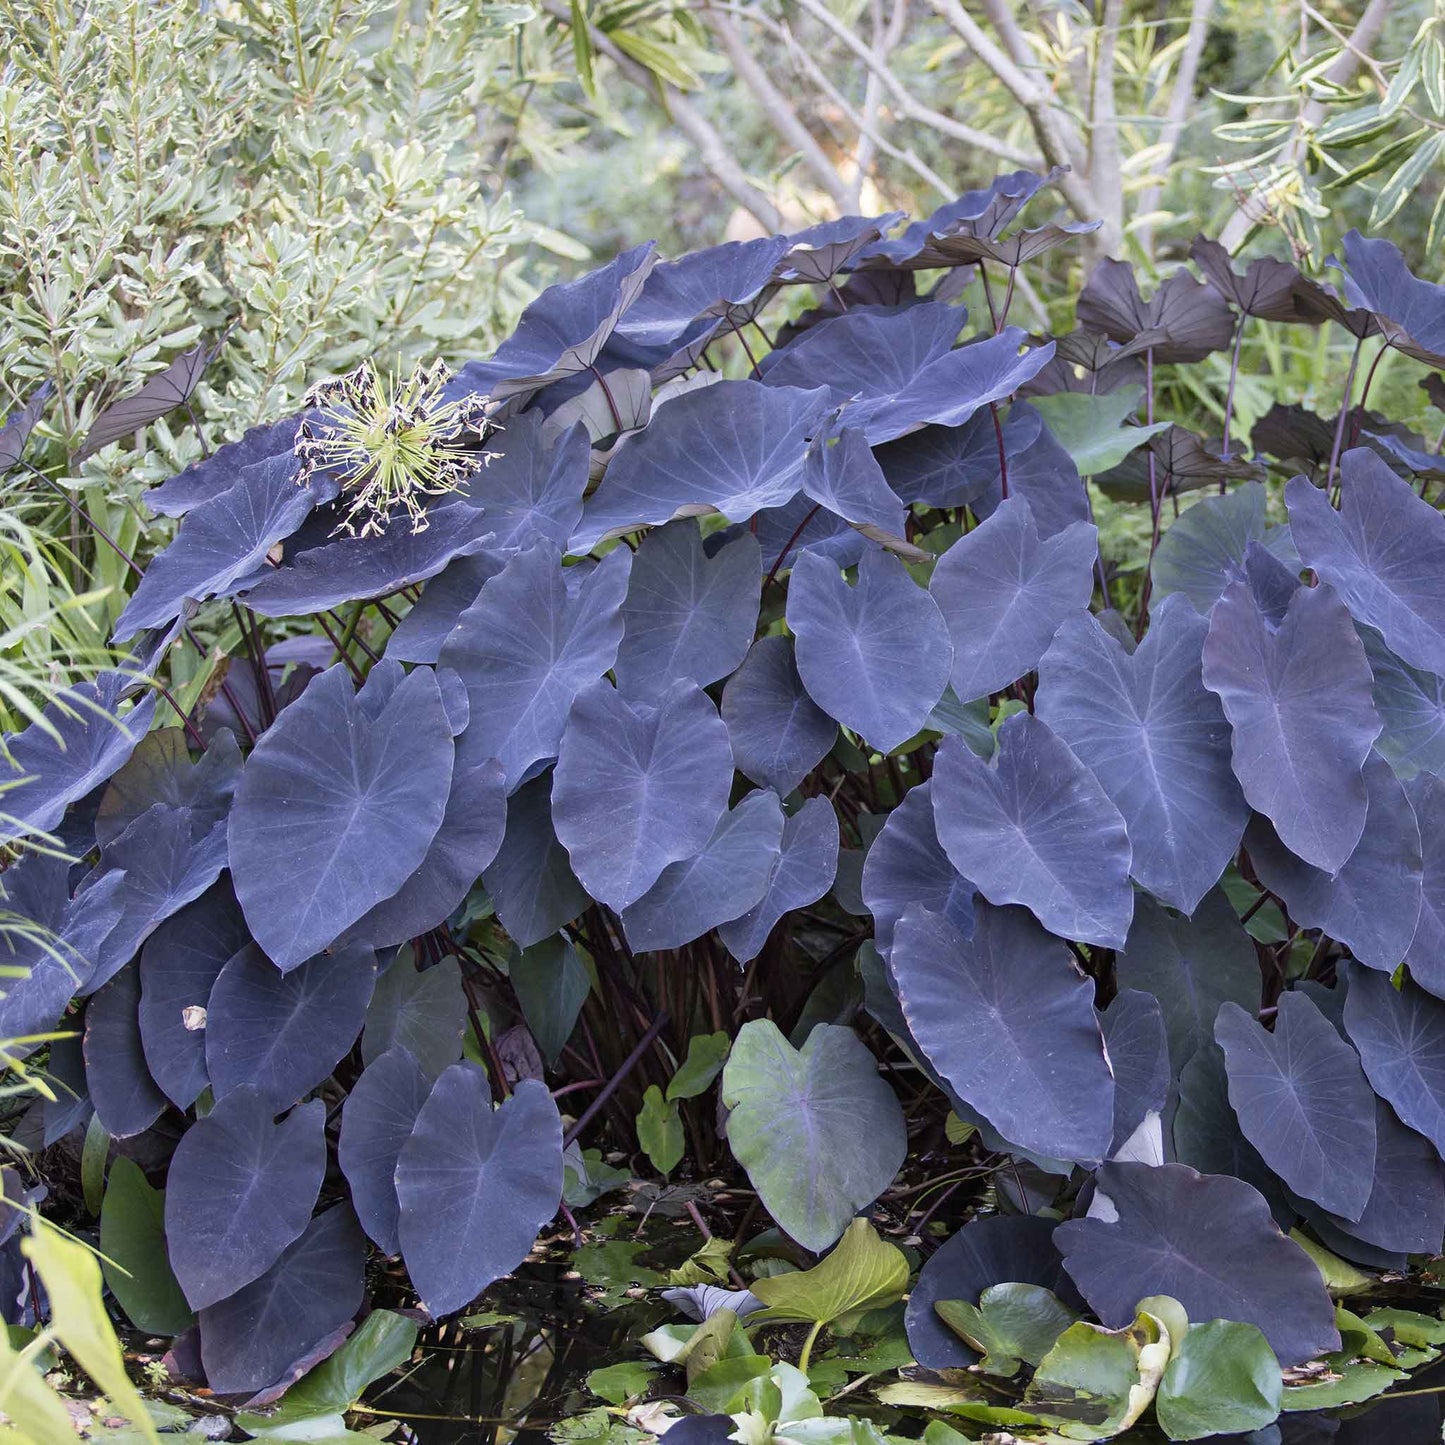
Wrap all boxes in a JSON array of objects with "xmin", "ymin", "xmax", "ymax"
[
  {"xmin": 1025, "ymin": 1313, "xmax": 1168, "ymax": 1441},
  {"xmin": 1281, "ymin": 1360, "xmax": 1403, "ymax": 1410},
  {"xmin": 1365, "ymin": 1306, "xmax": 1445, "ymax": 1347},
  {"xmin": 1155, "ymin": 1319, "xmax": 1282, "ymax": 1441},
  {"xmin": 934, "ymin": 1282, "xmax": 1078, "ymax": 1375}
]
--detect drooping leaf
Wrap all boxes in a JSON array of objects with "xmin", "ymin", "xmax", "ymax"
[
  {"xmin": 145, "ymin": 415, "xmax": 303, "ymax": 517},
  {"xmin": 1115, "ymin": 890, "xmax": 1262, "ymax": 1070},
  {"xmin": 437, "ymin": 543, "xmax": 630, "ymax": 790},
  {"xmin": 720, "ymin": 635, "xmax": 837, "ymax": 795},
  {"xmin": 614, "ymin": 522, "xmax": 760, "ymax": 701},
  {"xmin": 137, "ymin": 882, "xmax": 249, "ymax": 1109},
  {"xmin": 552, "ymin": 680, "xmax": 734, "ymax": 910},
  {"xmin": 720, "ymin": 1020, "xmax": 906, "ymax": 1252},
  {"xmin": 1154, "ymin": 1319, "xmax": 1283, "ymax": 1440},
  {"xmin": 801, "ymin": 427, "xmax": 909, "ymax": 538},
  {"xmin": 1215, "ymin": 992, "xmax": 1378, "ymax": 1220},
  {"xmin": 1335, "ymin": 230, "xmax": 1445, "ymax": 367},
  {"xmin": 198, "ymin": 1204, "xmax": 366, "ymax": 1397},
  {"xmin": 750, "ymin": 1219, "xmax": 908, "ymax": 1325},
  {"xmin": 1363, "ymin": 625, "xmax": 1445, "ymax": 780},
  {"xmin": 338, "ymin": 1046, "xmax": 433, "ymax": 1257},
  {"xmin": 787, "ymin": 547, "xmax": 952, "ymax": 753},
  {"xmin": 1246, "ymin": 753, "xmax": 1422, "ymax": 971},
  {"xmin": 929, "ymin": 496, "xmax": 1096, "ymax": 703},
  {"xmin": 510, "ymin": 936, "xmax": 590, "ymax": 1066},
  {"xmin": 621, "ymin": 790, "xmax": 784, "ymax": 951},
  {"xmin": 1100, "ymin": 990, "xmax": 1170, "ymax": 1154},
  {"xmin": 1201, "ymin": 555, "xmax": 1380, "ymax": 872},
  {"xmin": 228, "ymin": 662, "xmax": 453, "ymax": 970},
  {"xmin": 480, "ymin": 772, "xmax": 589, "ymax": 948},
  {"xmin": 164, "ymin": 1087, "xmax": 325, "ymax": 1310},
  {"xmin": 83, "ymin": 964, "xmax": 166, "ymax": 1138},
  {"xmin": 717, "ymin": 796, "xmax": 839, "ymax": 963},
  {"xmin": 1190, "ymin": 235, "xmax": 1309, "ymax": 321},
  {"xmin": 395, "ymin": 1065, "xmax": 563, "ymax": 1318},
  {"xmin": 207, "ymin": 943, "xmax": 376, "ymax": 1110},
  {"xmin": 1037, "ymin": 594, "xmax": 1247, "ymax": 913},
  {"xmin": 932, "ymin": 719, "xmax": 1133, "ymax": 948},
  {"xmin": 1057, "ymin": 1162, "xmax": 1338, "ymax": 1367},
  {"xmin": 75, "ymin": 339, "xmax": 217, "ymax": 463},
  {"xmin": 1288, "ymin": 449, "xmax": 1445, "ymax": 675},
  {"xmin": 1150, "ymin": 482, "xmax": 1291, "ymax": 614},
  {"xmin": 100, "ymin": 1157, "xmax": 193, "ymax": 1336},
  {"xmin": 891, "ymin": 901, "xmax": 1114, "ymax": 1166}
]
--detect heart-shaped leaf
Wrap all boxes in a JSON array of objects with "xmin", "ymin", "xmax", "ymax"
[
  {"xmin": 721, "ymin": 636, "xmax": 837, "ymax": 795},
  {"xmin": 749, "ymin": 1219, "xmax": 907, "ymax": 1324}
]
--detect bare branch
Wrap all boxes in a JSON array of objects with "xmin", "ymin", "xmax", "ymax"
[
  {"xmin": 1088, "ymin": 0, "xmax": 1124, "ymax": 246},
  {"xmin": 850, "ymin": 0, "xmax": 909, "ymax": 207}
]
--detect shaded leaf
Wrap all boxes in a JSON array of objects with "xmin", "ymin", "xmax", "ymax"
[
  {"xmin": 720, "ymin": 635, "xmax": 837, "ymax": 795},
  {"xmin": 480, "ymin": 772, "xmax": 589, "ymax": 948},
  {"xmin": 100, "ymin": 1158, "xmax": 193, "ymax": 1336}
]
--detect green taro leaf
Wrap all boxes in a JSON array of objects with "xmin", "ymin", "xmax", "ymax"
[
  {"xmin": 1031, "ymin": 387, "xmax": 1169, "ymax": 476},
  {"xmin": 99, "ymin": 1158, "xmax": 193, "ymax": 1336},
  {"xmin": 510, "ymin": 935, "xmax": 590, "ymax": 1067},
  {"xmin": 1155, "ymin": 1320, "xmax": 1282, "ymax": 1441},
  {"xmin": 667, "ymin": 1031, "xmax": 730, "ymax": 1101},
  {"xmin": 637, "ymin": 1085, "xmax": 684, "ymax": 1175},
  {"xmin": 720, "ymin": 1021, "xmax": 906, "ymax": 1251},
  {"xmin": 749, "ymin": 1218, "xmax": 908, "ymax": 1326},
  {"xmin": 935, "ymin": 1283, "xmax": 1078, "ymax": 1376}
]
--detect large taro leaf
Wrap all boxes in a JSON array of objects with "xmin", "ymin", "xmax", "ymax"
[
  {"xmin": 95, "ymin": 728, "xmax": 241, "ymax": 850},
  {"xmin": 395, "ymin": 1064, "xmax": 564, "ymax": 1318},
  {"xmin": 720, "ymin": 636, "xmax": 837, "ymax": 796},
  {"xmin": 861, "ymin": 779, "xmax": 975, "ymax": 957},
  {"xmin": 1201, "ymin": 556, "xmax": 1380, "ymax": 872},
  {"xmin": 100, "ymin": 1158, "xmax": 193, "ymax": 1337},
  {"xmin": 236, "ymin": 497, "xmax": 498, "ymax": 617},
  {"xmin": 1344, "ymin": 963, "xmax": 1445, "ymax": 1155},
  {"xmin": 114, "ymin": 452, "xmax": 318, "ymax": 638},
  {"xmin": 228, "ymin": 662, "xmax": 453, "ymax": 970},
  {"xmin": 1055, "ymin": 1162, "xmax": 1339, "ymax": 1366},
  {"xmin": 929, "ymin": 496, "xmax": 1097, "ymax": 703},
  {"xmin": 718, "ymin": 796, "xmax": 839, "ymax": 964},
  {"xmin": 164, "ymin": 1086, "xmax": 325, "ymax": 1311},
  {"xmin": 891, "ymin": 902, "xmax": 1114, "ymax": 1166},
  {"xmin": 481, "ymin": 773, "xmax": 588, "ymax": 948},
  {"xmin": 0, "ymin": 672, "xmax": 158, "ymax": 846},
  {"xmin": 361, "ymin": 955, "xmax": 467, "ymax": 1080},
  {"xmin": 206, "ymin": 942, "xmax": 376, "ymax": 1111},
  {"xmin": 1076, "ymin": 260, "xmax": 1235, "ymax": 364},
  {"xmin": 906, "ymin": 1216, "xmax": 1076, "ymax": 1370},
  {"xmin": 719, "ymin": 1019, "xmax": 906, "ymax": 1252},
  {"xmin": 338, "ymin": 1046, "xmax": 432, "ymax": 1256},
  {"xmin": 614, "ymin": 522, "xmax": 760, "ymax": 701},
  {"xmin": 1335, "ymin": 230, "xmax": 1445, "ymax": 367},
  {"xmin": 1115, "ymin": 891, "xmax": 1262, "ymax": 1070},
  {"xmin": 1363, "ymin": 626, "xmax": 1445, "ymax": 780},
  {"xmin": 875, "ymin": 405, "xmax": 1039, "ymax": 511},
  {"xmin": 620, "ymin": 790, "xmax": 784, "ymax": 952},
  {"xmin": 931, "ymin": 719, "xmax": 1133, "ymax": 949},
  {"xmin": 800, "ymin": 427, "xmax": 909, "ymax": 538},
  {"xmin": 1406, "ymin": 773, "xmax": 1445, "ymax": 998},
  {"xmin": 344, "ymin": 739, "xmax": 506, "ymax": 950},
  {"xmin": 1150, "ymin": 482, "xmax": 1293, "ymax": 614},
  {"xmin": 786, "ymin": 547, "xmax": 951, "ymax": 754},
  {"xmin": 199, "ymin": 1204, "xmax": 366, "ymax": 1397},
  {"xmin": 1037, "ymin": 594, "xmax": 1248, "ymax": 913},
  {"xmin": 568, "ymin": 381, "xmax": 831, "ymax": 552},
  {"xmin": 138, "ymin": 882, "xmax": 249, "ymax": 1109},
  {"xmin": 1215, "ymin": 993, "xmax": 1377, "ymax": 1220},
  {"xmin": 1288, "ymin": 450, "xmax": 1445, "ymax": 675},
  {"xmin": 83, "ymin": 964, "xmax": 166, "ymax": 1139},
  {"xmin": 552, "ymin": 680, "xmax": 733, "ymax": 910},
  {"xmin": 437, "ymin": 542, "xmax": 630, "ymax": 790},
  {"xmin": 1246, "ymin": 754, "xmax": 1422, "ymax": 971},
  {"xmin": 385, "ymin": 554, "xmax": 505, "ymax": 664},
  {"xmin": 459, "ymin": 409, "xmax": 588, "ymax": 552},
  {"xmin": 1100, "ymin": 990, "xmax": 1170, "ymax": 1154}
]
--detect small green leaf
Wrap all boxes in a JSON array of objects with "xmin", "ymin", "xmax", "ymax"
[
  {"xmin": 1288, "ymin": 1229, "xmax": 1375, "ymax": 1294},
  {"xmin": 1364, "ymin": 1306, "xmax": 1445, "ymax": 1347},
  {"xmin": 1137, "ymin": 1295, "xmax": 1190, "ymax": 1357},
  {"xmin": 1155, "ymin": 1320, "xmax": 1282, "ymax": 1440},
  {"xmin": 1031, "ymin": 387, "xmax": 1170, "ymax": 477},
  {"xmin": 99, "ymin": 1158, "xmax": 193, "ymax": 1336},
  {"xmin": 637, "ymin": 1085, "xmax": 684, "ymax": 1175},
  {"xmin": 750, "ymin": 1218, "xmax": 909, "ymax": 1326},
  {"xmin": 586, "ymin": 1361, "xmax": 655, "ymax": 1405},
  {"xmin": 81, "ymin": 1112, "xmax": 108, "ymax": 1217},
  {"xmin": 1281, "ymin": 1359, "xmax": 1403, "ymax": 1410},
  {"xmin": 667, "ymin": 1031, "xmax": 730, "ymax": 1101},
  {"xmin": 687, "ymin": 1351, "xmax": 773, "ymax": 1411},
  {"xmin": 511, "ymin": 936, "xmax": 590, "ymax": 1066},
  {"xmin": 943, "ymin": 1111, "xmax": 977, "ymax": 1146},
  {"xmin": 935, "ymin": 1283, "xmax": 1077, "ymax": 1376}
]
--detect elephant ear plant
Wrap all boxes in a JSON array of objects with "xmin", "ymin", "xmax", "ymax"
[{"xmin": 8, "ymin": 172, "xmax": 1445, "ymax": 1435}]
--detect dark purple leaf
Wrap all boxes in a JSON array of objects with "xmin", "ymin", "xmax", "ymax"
[
  {"xmin": 569, "ymin": 381, "xmax": 831, "ymax": 551},
  {"xmin": 720, "ymin": 635, "xmax": 837, "ymax": 795},
  {"xmin": 95, "ymin": 727, "xmax": 241, "ymax": 850},
  {"xmin": 930, "ymin": 496, "xmax": 1097, "ymax": 703},
  {"xmin": 481, "ymin": 773, "xmax": 588, "ymax": 948},
  {"xmin": 620, "ymin": 790, "xmax": 784, "ymax": 951},
  {"xmin": 1189, "ymin": 237, "xmax": 1310, "ymax": 321},
  {"xmin": 395, "ymin": 1065, "xmax": 563, "ymax": 1318},
  {"xmin": 787, "ymin": 548, "xmax": 952, "ymax": 753},
  {"xmin": 777, "ymin": 213, "xmax": 906, "ymax": 283},
  {"xmin": 1077, "ymin": 260, "xmax": 1235, "ymax": 363},
  {"xmin": 1335, "ymin": 230, "xmax": 1445, "ymax": 367},
  {"xmin": 138, "ymin": 881, "xmax": 249, "ymax": 1109},
  {"xmin": 1252, "ymin": 403, "xmax": 1337, "ymax": 477},
  {"xmin": 361, "ymin": 955, "xmax": 467, "ymax": 1079},
  {"xmin": 460, "ymin": 409, "xmax": 589, "ymax": 551},
  {"xmin": 1056, "ymin": 1161, "xmax": 1339, "ymax": 1366},
  {"xmin": 145, "ymin": 416, "xmax": 304, "ymax": 518},
  {"xmin": 0, "ymin": 672, "xmax": 158, "ymax": 846},
  {"xmin": 338, "ymin": 1047, "xmax": 432, "ymax": 1255},
  {"xmin": 801, "ymin": 428, "xmax": 908, "ymax": 536},
  {"xmin": 1215, "ymin": 992, "xmax": 1377, "ymax": 1219},
  {"xmin": 615, "ymin": 521, "xmax": 759, "ymax": 701},
  {"xmin": 1115, "ymin": 890, "xmax": 1262, "ymax": 1069},
  {"xmin": 1202, "ymin": 557, "xmax": 1380, "ymax": 872},
  {"xmin": 735, "ymin": 493, "xmax": 868, "ymax": 572},
  {"xmin": 718, "ymin": 796, "xmax": 839, "ymax": 963},
  {"xmin": 1020, "ymin": 331, "xmax": 1145, "ymax": 398},
  {"xmin": 1247, "ymin": 754, "xmax": 1422, "ymax": 971},
  {"xmin": 1359, "ymin": 625, "xmax": 1445, "ymax": 780},
  {"xmin": 1100, "ymin": 990, "xmax": 1170, "ymax": 1153},
  {"xmin": 874, "ymin": 406, "xmax": 1040, "ymax": 509},
  {"xmin": 0, "ymin": 382, "xmax": 52, "ymax": 474},
  {"xmin": 1096, "ymin": 425, "xmax": 1266, "ymax": 503},
  {"xmin": 437, "ymin": 543, "xmax": 630, "ymax": 790},
  {"xmin": 859, "ymin": 172, "xmax": 1052, "ymax": 267},
  {"xmin": 914, "ymin": 220, "xmax": 1101, "ymax": 269},
  {"xmin": 551, "ymin": 680, "xmax": 733, "ymax": 910},
  {"xmin": 891, "ymin": 901, "xmax": 1114, "ymax": 1165},
  {"xmin": 206, "ymin": 942, "xmax": 376, "ymax": 1111},
  {"xmin": 906, "ymin": 1216, "xmax": 1076, "ymax": 1371},
  {"xmin": 1288, "ymin": 449, "xmax": 1445, "ymax": 676},
  {"xmin": 1036, "ymin": 594, "xmax": 1249, "ymax": 913},
  {"xmin": 228, "ymin": 662, "xmax": 453, "ymax": 969},
  {"xmin": 1151, "ymin": 482, "xmax": 1296, "ymax": 614},
  {"xmin": 932, "ymin": 719, "xmax": 1133, "ymax": 949},
  {"xmin": 385, "ymin": 554, "xmax": 505, "ymax": 664},
  {"xmin": 83, "ymin": 963, "xmax": 166, "ymax": 1138},
  {"xmin": 199, "ymin": 1204, "xmax": 365, "ymax": 1397},
  {"xmin": 861, "ymin": 779, "xmax": 975, "ymax": 957},
  {"xmin": 1406, "ymin": 773, "xmax": 1445, "ymax": 999},
  {"xmin": 75, "ymin": 339, "xmax": 218, "ymax": 463},
  {"xmin": 164, "ymin": 1087, "xmax": 325, "ymax": 1311}
]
